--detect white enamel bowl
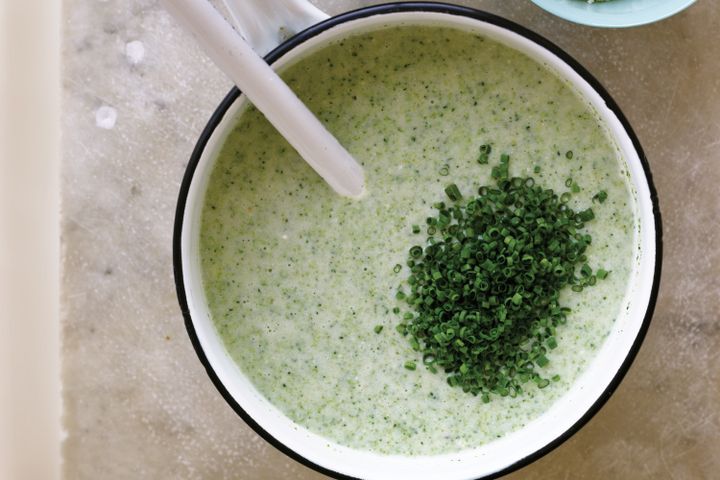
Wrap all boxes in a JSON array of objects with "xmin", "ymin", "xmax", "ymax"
[{"xmin": 173, "ymin": 4, "xmax": 661, "ymax": 479}]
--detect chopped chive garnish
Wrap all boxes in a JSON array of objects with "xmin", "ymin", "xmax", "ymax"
[
  {"xmin": 581, "ymin": 263, "xmax": 592, "ymax": 277},
  {"xmin": 565, "ymin": 177, "xmax": 573, "ymax": 188},
  {"xmin": 393, "ymin": 264, "xmax": 402, "ymax": 273},
  {"xmin": 565, "ymin": 150, "xmax": 574, "ymax": 159},
  {"xmin": 593, "ymin": 190, "xmax": 608, "ymax": 204},
  {"xmin": 395, "ymin": 152, "xmax": 608, "ymax": 401},
  {"xmin": 444, "ymin": 184, "xmax": 463, "ymax": 202},
  {"xmin": 578, "ymin": 208, "xmax": 595, "ymax": 222},
  {"xmin": 533, "ymin": 165, "xmax": 541, "ymax": 174},
  {"xmin": 412, "ymin": 224, "xmax": 421, "ymax": 234},
  {"xmin": 439, "ymin": 164, "xmax": 450, "ymax": 176},
  {"xmin": 374, "ymin": 325, "xmax": 384, "ymax": 334},
  {"xmin": 478, "ymin": 145, "xmax": 491, "ymax": 164},
  {"xmin": 536, "ymin": 355, "xmax": 549, "ymax": 368}
]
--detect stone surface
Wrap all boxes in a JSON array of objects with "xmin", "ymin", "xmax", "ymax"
[{"xmin": 61, "ymin": 0, "xmax": 719, "ymax": 478}]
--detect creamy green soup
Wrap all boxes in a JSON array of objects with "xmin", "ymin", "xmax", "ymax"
[{"xmin": 200, "ymin": 26, "xmax": 636, "ymax": 455}]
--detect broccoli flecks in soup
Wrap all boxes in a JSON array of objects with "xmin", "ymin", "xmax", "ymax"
[{"xmin": 200, "ymin": 26, "xmax": 636, "ymax": 455}]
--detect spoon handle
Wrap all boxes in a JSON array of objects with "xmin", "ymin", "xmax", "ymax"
[
  {"xmin": 161, "ymin": 0, "xmax": 365, "ymax": 198},
  {"xmin": 222, "ymin": 0, "xmax": 329, "ymax": 55}
]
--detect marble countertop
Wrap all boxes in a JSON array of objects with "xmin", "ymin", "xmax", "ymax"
[{"xmin": 61, "ymin": 0, "xmax": 719, "ymax": 478}]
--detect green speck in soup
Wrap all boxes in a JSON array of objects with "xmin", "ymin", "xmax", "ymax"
[{"xmin": 200, "ymin": 26, "xmax": 637, "ymax": 455}]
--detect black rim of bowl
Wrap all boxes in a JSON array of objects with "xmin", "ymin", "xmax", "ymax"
[{"xmin": 172, "ymin": 2, "xmax": 663, "ymax": 479}]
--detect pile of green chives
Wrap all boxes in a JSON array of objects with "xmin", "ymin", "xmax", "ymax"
[{"xmin": 395, "ymin": 152, "xmax": 608, "ymax": 401}]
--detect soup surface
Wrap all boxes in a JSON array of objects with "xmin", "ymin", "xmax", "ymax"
[{"xmin": 200, "ymin": 26, "xmax": 637, "ymax": 455}]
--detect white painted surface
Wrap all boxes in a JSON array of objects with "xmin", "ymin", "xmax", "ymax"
[{"xmin": 0, "ymin": 1, "xmax": 61, "ymax": 479}]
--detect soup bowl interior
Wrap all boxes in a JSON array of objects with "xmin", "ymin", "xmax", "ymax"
[{"xmin": 175, "ymin": 6, "xmax": 659, "ymax": 480}]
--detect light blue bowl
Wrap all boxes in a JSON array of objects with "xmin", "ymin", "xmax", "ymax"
[{"xmin": 531, "ymin": 0, "xmax": 696, "ymax": 27}]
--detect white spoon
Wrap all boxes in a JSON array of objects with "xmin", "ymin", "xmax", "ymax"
[
  {"xmin": 221, "ymin": 0, "xmax": 329, "ymax": 57},
  {"xmin": 161, "ymin": 0, "xmax": 365, "ymax": 198}
]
